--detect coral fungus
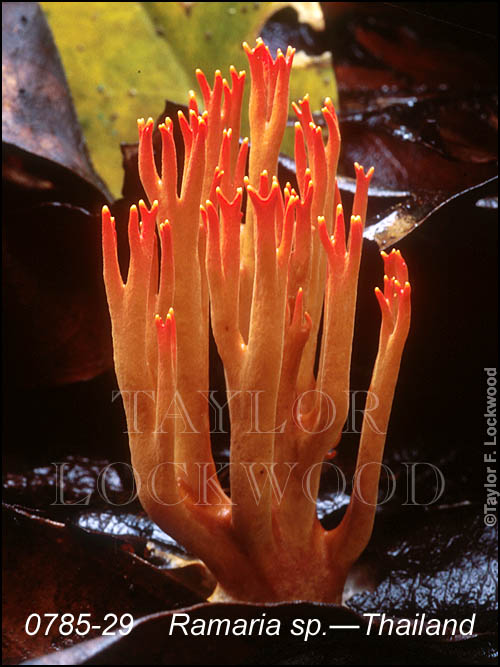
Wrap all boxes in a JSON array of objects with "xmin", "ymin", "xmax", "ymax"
[{"xmin": 102, "ymin": 38, "xmax": 411, "ymax": 603}]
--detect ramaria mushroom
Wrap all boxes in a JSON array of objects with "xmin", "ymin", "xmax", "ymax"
[{"xmin": 102, "ymin": 39, "xmax": 411, "ymax": 603}]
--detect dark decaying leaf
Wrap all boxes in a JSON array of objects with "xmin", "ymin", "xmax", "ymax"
[
  {"xmin": 338, "ymin": 102, "xmax": 497, "ymax": 246},
  {"xmin": 71, "ymin": 510, "xmax": 186, "ymax": 558},
  {"xmin": 346, "ymin": 505, "xmax": 497, "ymax": 631},
  {"xmin": 3, "ymin": 202, "xmax": 112, "ymax": 387},
  {"xmin": 332, "ymin": 5, "xmax": 498, "ymax": 246},
  {"xmin": 2, "ymin": 2, "xmax": 114, "ymax": 390},
  {"xmin": 3, "ymin": 456, "xmax": 133, "ymax": 511},
  {"xmin": 2, "ymin": 2, "xmax": 110, "ymax": 204},
  {"xmin": 2, "ymin": 2, "xmax": 108, "ymax": 202},
  {"xmin": 362, "ymin": 177, "xmax": 497, "ymax": 249},
  {"xmin": 2, "ymin": 504, "xmax": 211, "ymax": 664},
  {"xmin": 2, "ymin": 456, "xmax": 216, "ymax": 596},
  {"xmin": 72, "ymin": 510, "xmax": 217, "ymax": 600}
]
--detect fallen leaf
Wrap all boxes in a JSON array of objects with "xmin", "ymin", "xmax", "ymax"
[
  {"xmin": 2, "ymin": 505, "xmax": 207, "ymax": 664},
  {"xmin": 3, "ymin": 202, "xmax": 112, "ymax": 386},
  {"xmin": 323, "ymin": 3, "xmax": 498, "ymax": 247},
  {"xmin": 347, "ymin": 505, "xmax": 497, "ymax": 643},
  {"xmin": 2, "ymin": 1, "xmax": 110, "ymax": 202}
]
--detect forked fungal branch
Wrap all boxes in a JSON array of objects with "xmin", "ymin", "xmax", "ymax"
[{"xmin": 102, "ymin": 38, "xmax": 411, "ymax": 603}]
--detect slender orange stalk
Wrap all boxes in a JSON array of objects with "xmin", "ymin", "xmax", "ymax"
[{"xmin": 102, "ymin": 41, "xmax": 411, "ymax": 603}]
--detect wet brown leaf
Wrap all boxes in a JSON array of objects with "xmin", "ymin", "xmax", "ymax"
[
  {"xmin": 3, "ymin": 3, "xmax": 114, "ymax": 388},
  {"xmin": 2, "ymin": 2, "xmax": 110, "ymax": 202},
  {"xmin": 320, "ymin": 3, "xmax": 497, "ymax": 246},
  {"xmin": 3, "ymin": 202, "xmax": 112, "ymax": 387},
  {"xmin": 2, "ymin": 504, "xmax": 209, "ymax": 664}
]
